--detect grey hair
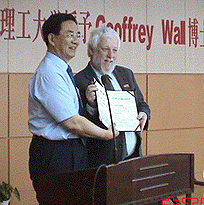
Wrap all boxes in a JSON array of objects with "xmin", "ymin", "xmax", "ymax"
[{"xmin": 87, "ymin": 26, "xmax": 121, "ymax": 57}]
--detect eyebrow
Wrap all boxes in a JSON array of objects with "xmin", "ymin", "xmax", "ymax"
[
  {"xmin": 67, "ymin": 30, "xmax": 81, "ymax": 34},
  {"xmin": 101, "ymin": 46, "xmax": 118, "ymax": 49}
]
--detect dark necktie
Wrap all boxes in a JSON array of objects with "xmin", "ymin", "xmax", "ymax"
[
  {"xmin": 101, "ymin": 74, "xmax": 114, "ymax": 91},
  {"xmin": 67, "ymin": 65, "xmax": 84, "ymax": 115},
  {"xmin": 67, "ymin": 65, "xmax": 76, "ymax": 87},
  {"xmin": 101, "ymin": 74, "xmax": 127, "ymax": 162}
]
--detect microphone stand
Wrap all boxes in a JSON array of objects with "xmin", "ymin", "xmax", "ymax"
[{"xmin": 101, "ymin": 77, "xmax": 117, "ymax": 163}]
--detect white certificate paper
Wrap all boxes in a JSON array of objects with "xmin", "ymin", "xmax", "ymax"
[{"xmin": 96, "ymin": 81, "xmax": 140, "ymax": 131}]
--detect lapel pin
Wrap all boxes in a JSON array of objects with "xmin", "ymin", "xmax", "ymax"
[{"xmin": 123, "ymin": 84, "xmax": 130, "ymax": 88}]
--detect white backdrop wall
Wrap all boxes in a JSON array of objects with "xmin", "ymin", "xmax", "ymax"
[{"xmin": 0, "ymin": 0, "xmax": 204, "ymax": 74}]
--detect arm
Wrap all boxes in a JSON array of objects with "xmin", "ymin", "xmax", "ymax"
[
  {"xmin": 113, "ymin": 66, "xmax": 151, "ymax": 126},
  {"xmin": 122, "ymin": 68, "xmax": 151, "ymax": 131},
  {"xmin": 62, "ymin": 114, "xmax": 118, "ymax": 140},
  {"xmin": 130, "ymin": 72, "xmax": 151, "ymax": 130},
  {"xmin": 137, "ymin": 111, "xmax": 148, "ymax": 131}
]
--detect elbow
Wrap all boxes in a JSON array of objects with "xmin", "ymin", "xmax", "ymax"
[{"xmin": 61, "ymin": 115, "xmax": 83, "ymax": 133}]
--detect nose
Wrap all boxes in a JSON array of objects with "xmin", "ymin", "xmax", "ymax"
[
  {"xmin": 107, "ymin": 49, "xmax": 114, "ymax": 59},
  {"xmin": 71, "ymin": 36, "xmax": 80, "ymax": 45}
]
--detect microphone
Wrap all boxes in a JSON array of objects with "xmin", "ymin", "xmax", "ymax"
[{"xmin": 101, "ymin": 75, "xmax": 117, "ymax": 163}]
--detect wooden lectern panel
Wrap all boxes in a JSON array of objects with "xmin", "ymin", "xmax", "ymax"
[
  {"xmin": 38, "ymin": 153, "xmax": 194, "ymax": 205},
  {"xmin": 103, "ymin": 153, "xmax": 194, "ymax": 204}
]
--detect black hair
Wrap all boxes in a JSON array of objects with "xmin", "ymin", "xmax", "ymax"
[{"xmin": 42, "ymin": 13, "xmax": 78, "ymax": 46}]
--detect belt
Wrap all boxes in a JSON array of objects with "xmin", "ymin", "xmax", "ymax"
[{"xmin": 33, "ymin": 135, "xmax": 86, "ymax": 146}]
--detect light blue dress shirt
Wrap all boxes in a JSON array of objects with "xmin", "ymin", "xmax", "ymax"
[{"xmin": 28, "ymin": 52, "xmax": 80, "ymax": 140}]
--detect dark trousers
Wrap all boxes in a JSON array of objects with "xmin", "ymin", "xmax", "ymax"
[
  {"xmin": 29, "ymin": 136, "xmax": 87, "ymax": 204},
  {"xmin": 87, "ymin": 132, "xmax": 142, "ymax": 168}
]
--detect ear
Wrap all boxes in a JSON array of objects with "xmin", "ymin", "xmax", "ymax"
[
  {"xmin": 88, "ymin": 46, "xmax": 96, "ymax": 58},
  {"xmin": 88, "ymin": 47, "xmax": 92, "ymax": 57},
  {"xmin": 48, "ymin": 33, "xmax": 56, "ymax": 47}
]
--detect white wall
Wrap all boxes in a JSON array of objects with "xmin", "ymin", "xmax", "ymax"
[{"xmin": 0, "ymin": 0, "xmax": 204, "ymax": 74}]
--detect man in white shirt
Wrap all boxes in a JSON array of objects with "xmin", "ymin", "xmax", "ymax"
[{"xmin": 28, "ymin": 13, "xmax": 118, "ymax": 204}]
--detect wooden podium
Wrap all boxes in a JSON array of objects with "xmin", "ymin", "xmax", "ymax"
[{"xmin": 38, "ymin": 153, "xmax": 194, "ymax": 204}]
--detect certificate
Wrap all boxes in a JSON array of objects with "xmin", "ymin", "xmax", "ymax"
[{"xmin": 96, "ymin": 81, "xmax": 140, "ymax": 131}]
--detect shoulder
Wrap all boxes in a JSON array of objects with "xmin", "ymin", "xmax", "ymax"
[
  {"xmin": 75, "ymin": 63, "xmax": 93, "ymax": 84},
  {"xmin": 75, "ymin": 67, "xmax": 87, "ymax": 79},
  {"xmin": 34, "ymin": 59, "xmax": 68, "ymax": 86},
  {"xmin": 114, "ymin": 65, "xmax": 134, "ymax": 76}
]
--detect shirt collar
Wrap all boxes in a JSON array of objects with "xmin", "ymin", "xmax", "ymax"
[
  {"xmin": 47, "ymin": 52, "xmax": 71, "ymax": 70},
  {"xmin": 90, "ymin": 63, "xmax": 115, "ymax": 80}
]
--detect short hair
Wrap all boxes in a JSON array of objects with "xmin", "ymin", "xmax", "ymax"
[
  {"xmin": 42, "ymin": 13, "xmax": 78, "ymax": 46},
  {"xmin": 87, "ymin": 26, "xmax": 121, "ymax": 57}
]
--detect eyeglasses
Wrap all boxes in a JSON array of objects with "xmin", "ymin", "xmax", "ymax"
[{"xmin": 65, "ymin": 33, "xmax": 81, "ymax": 40}]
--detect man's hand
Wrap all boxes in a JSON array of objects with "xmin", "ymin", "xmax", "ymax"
[
  {"xmin": 137, "ymin": 112, "xmax": 147, "ymax": 131},
  {"xmin": 109, "ymin": 123, "xmax": 119, "ymax": 138},
  {"xmin": 105, "ymin": 123, "xmax": 119, "ymax": 140},
  {"xmin": 85, "ymin": 83, "xmax": 98, "ymax": 108}
]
